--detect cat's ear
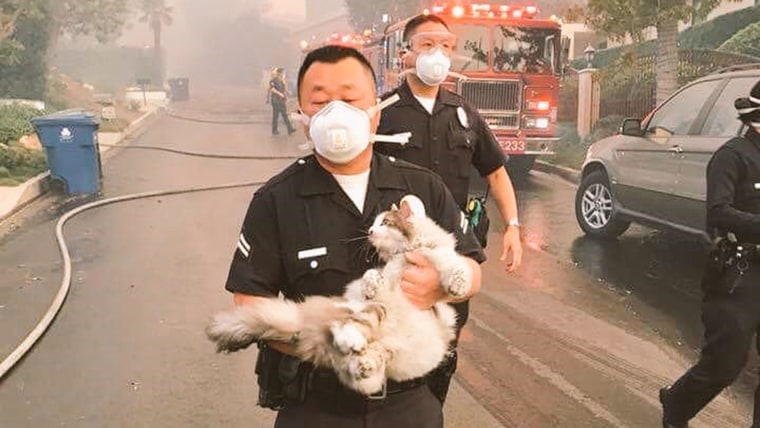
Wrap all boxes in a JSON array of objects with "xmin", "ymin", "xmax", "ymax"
[
  {"xmin": 399, "ymin": 201, "xmax": 413, "ymax": 219},
  {"xmin": 399, "ymin": 195, "xmax": 426, "ymax": 219},
  {"xmin": 390, "ymin": 203, "xmax": 399, "ymax": 212}
]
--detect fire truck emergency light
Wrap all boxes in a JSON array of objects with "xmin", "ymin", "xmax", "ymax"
[{"xmin": 426, "ymin": 3, "xmax": 540, "ymax": 19}]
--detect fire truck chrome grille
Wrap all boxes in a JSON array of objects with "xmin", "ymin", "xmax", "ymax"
[
  {"xmin": 459, "ymin": 80, "xmax": 521, "ymax": 112},
  {"xmin": 481, "ymin": 114, "xmax": 520, "ymax": 130}
]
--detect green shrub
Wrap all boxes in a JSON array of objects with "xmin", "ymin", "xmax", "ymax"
[
  {"xmin": 0, "ymin": 104, "xmax": 46, "ymax": 146},
  {"xmin": 0, "ymin": 142, "xmax": 48, "ymax": 184},
  {"xmin": 0, "ymin": 166, "xmax": 10, "ymax": 178},
  {"xmin": 549, "ymin": 122, "xmax": 586, "ymax": 169},
  {"xmin": 680, "ymin": 6, "xmax": 760, "ymax": 50},
  {"xmin": 572, "ymin": 5, "xmax": 760, "ymax": 70},
  {"xmin": 718, "ymin": 22, "xmax": 760, "ymax": 58},
  {"xmin": 585, "ymin": 115, "xmax": 626, "ymax": 145},
  {"xmin": 548, "ymin": 117, "xmax": 630, "ymax": 170}
]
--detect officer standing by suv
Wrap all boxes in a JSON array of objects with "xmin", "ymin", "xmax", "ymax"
[{"xmin": 660, "ymin": 80, "xmax": 760, "ymax": 428}]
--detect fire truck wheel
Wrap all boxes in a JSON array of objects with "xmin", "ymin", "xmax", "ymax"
[
  {"xmin": 506, "ymin": 155, "xmax": 535, "ymax": 180},
  {"xmin": 574, "ymin": 170, "xmax": 630, "ymax": 239}
]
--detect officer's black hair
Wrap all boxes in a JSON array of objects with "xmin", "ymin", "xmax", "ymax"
[
  {"xmin": 403, "ymin": 14, "xmax": 450, "ymax": 42},
  {"xmin": 297, "ymin": 45, "xmax": 377, "ymax": 100}
]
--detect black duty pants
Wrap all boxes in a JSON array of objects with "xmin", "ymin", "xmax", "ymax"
[
  {"xmin": 273, "ymin": 384, "xmax": 443, "ymax": 428},
  {"xmin": 271, "ymin": 102, "xmax": 294, "ymax": 135},
  {"xmin": 426, "ymin": 300, "xmax": 468, "ymax": 404},
  {"xmin": 663, "ymin": 268, "xmax": 760, "ymax": 426}
]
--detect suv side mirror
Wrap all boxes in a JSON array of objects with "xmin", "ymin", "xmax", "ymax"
[{"xmin": 620, "ymin": 118, "xmax": 643, "ymax": 137}]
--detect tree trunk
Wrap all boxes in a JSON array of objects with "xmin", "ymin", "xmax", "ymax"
[
  {"xmin": 153, "ymin": 23, "xmax": 162, "ymax": 83},
  {"xmin": 153, "ymin": 21, "xmax": 161, "ymax": 50},
  {"xmin": 655, "ymin": 17, "xmax": 678, "ymax": 105}
]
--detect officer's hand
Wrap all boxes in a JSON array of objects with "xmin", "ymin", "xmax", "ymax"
[
  {"xmin": 400, "ymin": 251, "xmax": 445, "ymax": 309},
  {"xmin": 501, "ymin": 227, "xmax": 523, "ymax": 272}
]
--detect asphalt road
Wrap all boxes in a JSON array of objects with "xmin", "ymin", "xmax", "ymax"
[{"xmin": 0, "ymin": 89, "xmax": 754, "ymax": 427}]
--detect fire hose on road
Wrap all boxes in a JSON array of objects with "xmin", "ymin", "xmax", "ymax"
[{"xmin": 0, "ymin": 133, "xmax": 302, "ymax": 380}]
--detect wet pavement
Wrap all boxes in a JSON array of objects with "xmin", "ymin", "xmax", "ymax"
[{"xmin": 0, "ymin": 87, "xmax": 755, "ymax": 427}]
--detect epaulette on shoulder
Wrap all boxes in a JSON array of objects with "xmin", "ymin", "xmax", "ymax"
[
  {"xmin": 255, "ymin": 155, "xmax": 313, "ymax": 194},
  {"xmin": 385, "ymin": 155, "xmax": 430, "ymax": 172},
  {"xmin": 380, "ymin": 87, "xmax": 401, "ymax": 101},
  {"xmin": 440, "ymin": 88, "xmax": 468, "ymax": 105}
]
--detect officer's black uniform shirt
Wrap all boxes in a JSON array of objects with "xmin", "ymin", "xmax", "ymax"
[
  {"xmin": 225, "ymin": 153, "xmax": 485, "ymax": 299},
  {"xmin": 375, "ymin": 81, "xmax": 505, "ymax": 207},
  {"xmin": 706, "ymin": 127, "xmax": 760, "ymax": 243}
]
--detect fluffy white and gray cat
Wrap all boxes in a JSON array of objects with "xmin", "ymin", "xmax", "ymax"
[{"xmin": 206, "ymin": 195, "xmax": 472, "ymax": 396}]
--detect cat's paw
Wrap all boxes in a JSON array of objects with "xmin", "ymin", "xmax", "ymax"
[
  {"xmin": 331, "ymin": 322, "xmax": 368, "ymax": 354},
  {"xmin": 346, "ymin": 345, "xmax": 388, "ymax": 396},
  {"xmin": 347, "ymin": 343, "xmax": 385, "ymax": 379},
  {"xmin": 361, "ymin": 269, "xmax": 383, "ymax": 299},
  {"xmin": 352, "ymin": 354, "xmax": 380, "ymax": 380},
  {"xmin": 443, "ymin": 264, "xmax": 472, "ymax": 298}
]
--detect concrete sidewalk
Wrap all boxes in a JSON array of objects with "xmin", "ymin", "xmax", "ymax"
[{"xmin": 0, "ymin": 107, "xmax": 161, "ymax": 223}]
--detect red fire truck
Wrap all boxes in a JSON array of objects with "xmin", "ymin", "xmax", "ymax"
[
  {"xmin": 379, "ymin": 3, "xmax": 562, "ymax": 176},
  {"xmin": 300, "ymin": 32, "xmax": 386, "ymax": 93}
]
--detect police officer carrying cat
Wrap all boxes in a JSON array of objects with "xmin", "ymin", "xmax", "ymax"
[
  {"xmin": 223, "ymin": 45, "xmax": 485, "ymax": 428},
  {"xmin": 660, "ymin": 80, "xmax": 760, "ymax": 428},
  {"xmin": 374, "ymin": 13, "xmax": 523, "ymax": 404}
]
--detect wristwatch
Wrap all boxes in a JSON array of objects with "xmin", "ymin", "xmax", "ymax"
[{"xmin": 507, "ymin": 218, "xmax": 521, "ymax": 228}]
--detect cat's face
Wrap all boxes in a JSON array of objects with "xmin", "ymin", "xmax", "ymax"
[{"xmin": 368, "ymin": 209, "xmax": 414, "ymax": 256}]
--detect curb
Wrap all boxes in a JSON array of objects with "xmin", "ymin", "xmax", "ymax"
[
  {"xmin": 534, "ymin": 160, "xmax": 581, "ymax": 185},
  {"xmin": 0, "ymin": 171, "xmax": 51, "ymax": 223},
  {"xmin": 0, "ymin": 108, "xmax": 162, "ymax": 223}
]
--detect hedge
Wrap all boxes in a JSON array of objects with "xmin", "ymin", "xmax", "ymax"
[
  {"xmin": 572, "ymin": 5, "xmax": 760, "ymax": 70},
  {"xmin": 718, "ymin": 21, "xmax": 760, "ymax": 58},
  {"xmin": 679, "ymin": 5, "xmax": 760, "ymax": 50},
  {"xmin": 0, "ymin": 104, "xmax": 49, "ymax": 185}
]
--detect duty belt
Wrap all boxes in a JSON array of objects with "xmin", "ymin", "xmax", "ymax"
[{"xmin": 309, "ymin": 368, "xmax": 427, "ymax": 401}]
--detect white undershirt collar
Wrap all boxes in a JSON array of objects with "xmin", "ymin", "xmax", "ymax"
[{"xmin": 332, "ymin": 170, "xmax": 370, "ymax": 213}]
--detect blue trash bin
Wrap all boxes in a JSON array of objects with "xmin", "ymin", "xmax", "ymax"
[{"xmin": 32, "ymin": 110, "xmax": 101, "ymax": 194}]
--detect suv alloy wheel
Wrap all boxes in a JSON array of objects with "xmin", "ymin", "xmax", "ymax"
[{"xmin": 575, "ymin": 170, "xmax": 630, "ymax": 238}]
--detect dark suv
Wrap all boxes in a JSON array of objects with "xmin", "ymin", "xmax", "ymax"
[{"xmin": 575, "ymin": 65, "xmax": 760, "ymax": 240}]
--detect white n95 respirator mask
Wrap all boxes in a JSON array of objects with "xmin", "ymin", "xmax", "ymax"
[
  {"xmin": 415, "ymin": 48, "xmax": 452, "ymax": 86},
  {"xmin": 307, "ymin": 101, "xmax": 372, "ymax": 164},
  {"xmin": 300, "ymin": 95, "xmax": 409, "ymax": 164}
]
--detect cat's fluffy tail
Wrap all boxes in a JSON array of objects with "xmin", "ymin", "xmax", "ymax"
[{"xmin": 206, "ymin": 300, "xmax": 303, "ymax": 353}]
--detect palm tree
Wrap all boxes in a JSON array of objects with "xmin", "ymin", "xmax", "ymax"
[{"xmin": 140, "ymin": 0, "xmax": 173, "ymax": 52}]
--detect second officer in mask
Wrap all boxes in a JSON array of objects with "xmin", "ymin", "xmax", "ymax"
[{"xmin": 374, "ymin": 13, "xmax": 523, "ymax": 404}]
